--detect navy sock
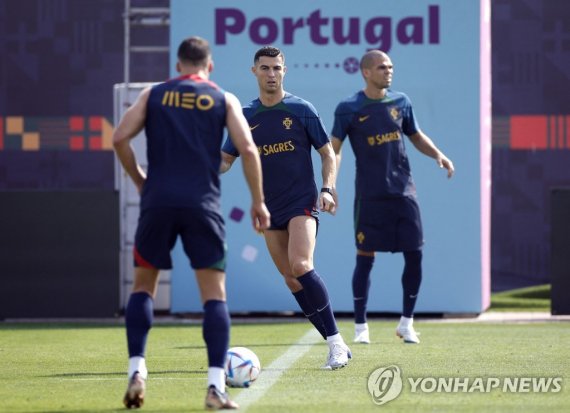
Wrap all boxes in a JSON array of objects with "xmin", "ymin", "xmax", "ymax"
[
  {"xmin": 297, "ymin": 269, "xmax": 338, "ymax": 337},
  {"xmin": 352, "ymin": 255, "xmax": 374, "ymax": 324},
  {"xmin": 202, "ymin": 300, "xmax": 230, "ymax": 368},
  {"xmin": 402, "ymin": 250, "xmax": 423, "ymax": 318},
  {"xmin": 292, "ymin": 290, "xmax": 327, "ymax": 339},
  {"xmin": 126, "ymin": 292, "xmax": 154, "ymax": 358}
]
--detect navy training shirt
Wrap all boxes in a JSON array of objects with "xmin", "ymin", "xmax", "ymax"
[
  {"xmin": 142, "ymin": 74, "xmax": 227, "ymax": 211},
  {"xmin": 222, "ymin": 93, "xmax": 329, "ymax": 216},
  {"xmin": 332, "ymin": 90, "xmax": 419, "ymax": 200}
]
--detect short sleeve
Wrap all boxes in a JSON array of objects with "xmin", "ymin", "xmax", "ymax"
[
  {"xmin": 331, "ymin": 102, "xmax": 353, "ymax": 141},
  {"xmin": 302, "ymin": 101, "xmax": 330, "ymax": 150},
  {"xmin": 401, "ymin": 95, "xmax": 420, "ymax": 136},
  {"xmin": 221, "ymin": 135, "xmax": 239, "ymax": 157}
]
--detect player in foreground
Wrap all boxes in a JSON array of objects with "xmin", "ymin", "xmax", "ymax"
[
  {"xmin": 331, "ymin": 50, "xmax": 454, "ymax": 344},
  {"xmin": 221, "ymin": 46, "xmax": 351, "ymax": 370},
  {"xmin": 113, "ymin": 36, "xmax": 270, "ymax": 410}
]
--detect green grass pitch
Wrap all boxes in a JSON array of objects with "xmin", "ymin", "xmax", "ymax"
[
  {"xmin": 0, "ymin": 320, "xmax": 568, "ymax": 412},
  {"xmin": 490, "ymin": 284, "xmax": 550, "ymax": 312}
]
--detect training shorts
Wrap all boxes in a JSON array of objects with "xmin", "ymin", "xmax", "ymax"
[
  {"xmin": 268, "ymin": 206, "xmax": 319, "ymax": 231},
  {"xmin": 134, "ymin": 207, "xmax": 226, "ymax": 271},
  {"xmin": 354, "ymin": 196, "xmax": 423, "ymax": 252}
]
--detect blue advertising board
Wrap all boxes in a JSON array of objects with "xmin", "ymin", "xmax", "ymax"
[{"xmin": 169, "ymin": 0, "xmax": 491, "ymax": 314}]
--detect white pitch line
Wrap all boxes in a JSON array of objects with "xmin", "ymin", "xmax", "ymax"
[{"xmin": 233, "ymin": 328, "xmax": 321, "ymax": 411}]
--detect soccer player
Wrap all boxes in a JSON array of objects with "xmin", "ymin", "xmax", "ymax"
[
  {"xmin": 220, "ymin": 46, "xmax": 351, "ymax": 370},
  {"xmin": 331, "ymin": 50, "xmax": 454, "ymax": 345},
  {"xmin": 113, "ymin": 36, "xmax": 270, "ymax": 410}
]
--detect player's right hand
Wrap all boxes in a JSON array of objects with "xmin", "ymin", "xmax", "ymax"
[
  {"xmin": 251, "ymin": 202, "xmax": 271, "ymax": 233},
  {"xmin": 319, "ymin": 191, "xmax": 337, "ymax": 215},
  {"xmin": 437, "ymin": 155, "xmax": 455, "ymax": 178}
]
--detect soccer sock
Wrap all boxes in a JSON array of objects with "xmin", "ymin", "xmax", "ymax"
[
  {"xmin": 128, "ymin": 356, "xmax": 148, "ymax": 380},
  {"xmin": 202, "ymin": 300, "xmax": 230, "ymax": 371},
  {"xmin": 352, "ymin": 255, "xmax": 374, "ymax": 324},
  {"xmin": 297, "ymin": 269, "xmax": 339, "ymax": 337},
  {"xmin": 125, "ymin": 291, "xmax": 153, "ymax": 368},
  {"xmin": 207, "ymin": 367, "xmax": 226, "ymax": 393},
  {"xmin": 399, "ymin": 315, "xmax": 413, "ymax": 328},
  {"xmin": 292, "ymin": 290, "xmax": 327, "ymax": 339},
  {"xmin": 355, "ymin": 322, "xmax": 369, "ymax": 334},
  {"xmin": 402, "ymin": 250, "xmax": 423, "ymax": 318},
  {"xmin": 326, "ymin": 332, "xmax": 344, "ymax": 346}
]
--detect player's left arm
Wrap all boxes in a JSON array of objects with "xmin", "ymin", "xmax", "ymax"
[
  {"xmin": 220, "ymin": 151, "xmax": 237, "ymax": 174},
  {"xmin": 112, "ymin": 87, "xmax": 151, "ymax": 193},
  {"xmin": 408, "ymin": 130, "xmax": 455, "ymax": 178},
  {"xmin": 317, "ymin": 142, "xmax": 338, "ymax": 215}
]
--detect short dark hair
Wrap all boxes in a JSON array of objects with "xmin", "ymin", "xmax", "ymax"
[
  {"xmin": 253, "ymin": 46, "xmax": 284, "ymax": 64},
  {"xmin": 177, "ymin": 36, "xmax": 211, "ymax": 67}
]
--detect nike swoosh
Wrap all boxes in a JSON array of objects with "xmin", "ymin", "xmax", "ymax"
[
  {"xmin": 250, "ymin": 124, "xmax": 260, "ymax": 131},
  {"xmin": 359, "ymin": 115, "xmax": 370, "ymax": 122}
]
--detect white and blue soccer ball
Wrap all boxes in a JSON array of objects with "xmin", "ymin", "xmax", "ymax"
[{"xmin": 225, "ymin": 346, "xmax": 261, "ymax": 388}]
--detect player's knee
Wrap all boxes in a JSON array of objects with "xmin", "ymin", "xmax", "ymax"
[
  {"xmin": 290, "ymin": 260, "xmax": 313, "ymax": 277},
  {"xmin": 283, "ymin": 275, "xmax": 302, "ymax": 292}
]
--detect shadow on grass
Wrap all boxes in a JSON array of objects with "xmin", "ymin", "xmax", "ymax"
[
  {"xmin": 35, "ymin": 408, "xmax": 122, "ymax": 413},
  {"xmin": 490, "ymin": 284, "xmax": 550, "ymax": 311},
  {"xmin": 43, "ymin": 369, "xmax": 206, "ymax": 378},
  {"xmin": 507, "ymin": 284, "xmax": 550, "ymax": 299},
  {"xmin": 173, "ymin": 341, "xmax": 323, "ymax": 351}
]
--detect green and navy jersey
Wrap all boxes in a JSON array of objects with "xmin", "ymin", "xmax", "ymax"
[
  {"xmin": 222, "ymin": 92, "xmax": 329, "ymax": 217},
  {"xmin": 332, "ymin": 90, "xmax": 419, "ymax": 199},
  {"xmin": 142, "ymin": 74, "xmax": 227, "ymax": 211}
]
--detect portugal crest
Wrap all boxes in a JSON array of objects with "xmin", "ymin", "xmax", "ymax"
[
  {"xmin": 283, "ymin": 117, "xmax": 293, "ymax": 129},
  {"xmin": 389, "ymin": 106, "xmax": 400, "ymax": 121}
]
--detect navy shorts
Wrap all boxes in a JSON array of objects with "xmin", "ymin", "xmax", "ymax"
[
  {"xmin": 354, "ymin": 196, "xmax": 423, "ymax": 252},
  {"xmin": 134, "ymin": 207, "xmax": 226, "ymax": 270},
  {"xmin": 268, "ymin": 206, "xmax": 319, "ymax": 231}
]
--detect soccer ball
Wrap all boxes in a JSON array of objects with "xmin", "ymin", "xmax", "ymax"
[{"xmin": 225, "ymin": 346, "xmax": 261, "ymax": 388}]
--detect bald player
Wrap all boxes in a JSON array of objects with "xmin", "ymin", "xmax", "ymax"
[{"xmin": 330, "ymin": 50, "xmax": 454, "ymax": 345}]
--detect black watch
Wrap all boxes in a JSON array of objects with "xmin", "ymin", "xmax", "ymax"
[{"xmin": 320, "ymin": 187, "xmax": 333, "ymax": 195}]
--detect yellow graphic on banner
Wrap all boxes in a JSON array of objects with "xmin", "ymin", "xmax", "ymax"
[
  {"xmin": 23, "ymin": 133, "xmax": 40, "ymax": 150},
  {"xmin": 0, "ymin": 116, "xmax": 115, "ymax": 151},
  {"xmin": 6, "ymin": 117, "xmax": 23, "ymax": 134}
]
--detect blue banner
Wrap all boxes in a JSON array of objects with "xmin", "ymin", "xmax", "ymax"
[{"xmin": 170, "ymin": 0, "xmax": 490, "ymax": 314}]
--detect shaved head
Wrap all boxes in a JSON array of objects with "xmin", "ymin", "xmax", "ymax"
[
  {"xmin": 360, "ymin": 50, "xmax": 390, "ymax": 71},
  {"xmin": 359, "ymin": 50, "xmax": 393, "ymax": 94}
]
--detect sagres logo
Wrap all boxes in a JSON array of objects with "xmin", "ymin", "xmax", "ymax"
[{"xmin": 367, "ymin": 365, "xmax": 403, "ymax": 405}]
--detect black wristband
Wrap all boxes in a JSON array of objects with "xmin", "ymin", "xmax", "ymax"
[{"xmin": 320, "ymin": 187, "xmax": 333, "ymax": 195}]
